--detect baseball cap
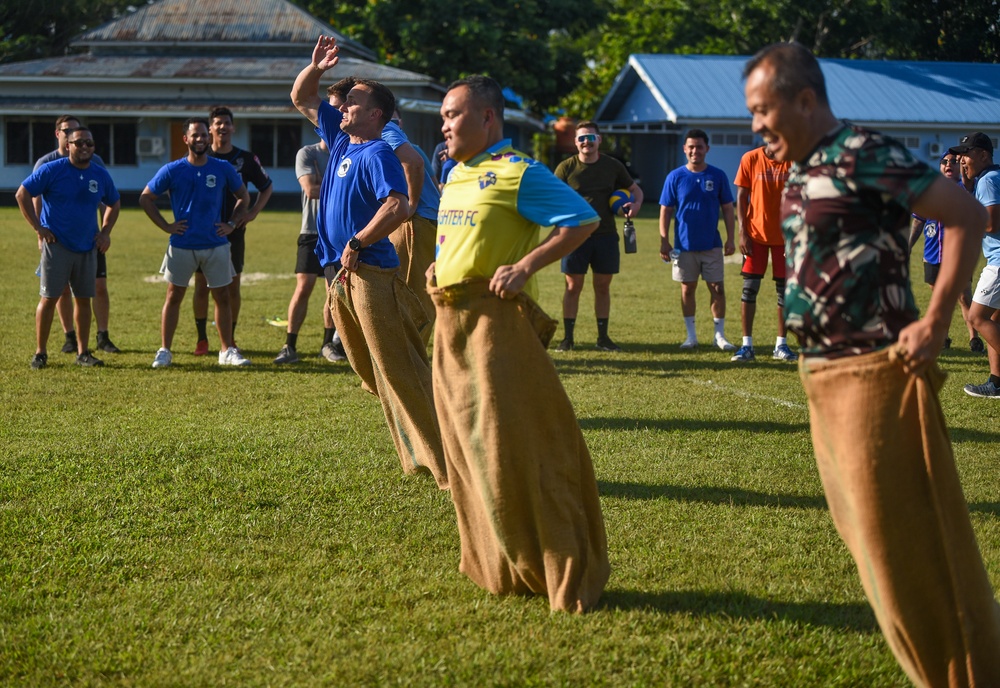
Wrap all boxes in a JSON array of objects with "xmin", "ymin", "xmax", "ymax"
[{"xmin": 948, "ymin": 132, "xmax": 993, "ymax": 156}]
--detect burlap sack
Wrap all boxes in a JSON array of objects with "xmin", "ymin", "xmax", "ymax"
[
  {"xmin": 801, "ymin": 346, "xmax": 1000, "ymax": 688},
  {"xmin": 328, "ymin": 264, "xmax": 447, "ymax": 490},
  {"xmin": 390, "ymin": 215, "xmax": 437, "ymax": 348},
  {"xmin": 430, "ymin": 279, "xmax": 609, "ymax": 612}
]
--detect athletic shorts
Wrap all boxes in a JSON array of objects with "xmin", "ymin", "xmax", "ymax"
[
  {"xmin": 561, "ymin": 232, "xmax": 620, "ymax": 275},
  {"xmin": 161, "ymin": 244, "xmax": 234, "ymax": 289},
  {"xmin": 296, "ymin": 234, "xmax": 324, "ymax": 276},
  {"xmin": 740, "ymin": 238, "xmax": 786, "ymax": 280},
  {"xmin": 673, "ymin": 247, "xmax": 725, "ymax": 283},
  {"xmin": 96, "ymin": 250, "xmax": 107, "ymax": 279},
  {"xmin": 39, "ymin": 242, "xmax": 96, "ymax": 298},
  {"xmin": 228, "ymin": 228, "xmax": 246, "ymax": 274},
  {"xmin": 323, "ymin": 261, "xmax": 344, "ymax": 287},
  {"xmin": 973, "ymin": 264, "xmax": 1000, "ymax": 308}
]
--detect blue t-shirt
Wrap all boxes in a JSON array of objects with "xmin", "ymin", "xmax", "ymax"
[
  {"xmin": 975, "ymin": 166, "xmax": 1000, "ymax": 266},
  {"xmin": 314, "ymin": 101, "xmax": 407, "ymax": 268},
  {"xmin": 146, "ymin": 158, "xmax": 245, "ymax": 250},
  {"xmin": 659, "ymin": 164, "xmax": 734, "ymax": 251},
  {"xmin": 381, "ymin": 122, "xmax": 440, "ymax": 222},
  {"xmin": 921, "ymin": 218, "xmax": 943, "ymax": 264},
  {"xmin": 21, "ymin": 158, "xmax": 120, "ymax": 253}
]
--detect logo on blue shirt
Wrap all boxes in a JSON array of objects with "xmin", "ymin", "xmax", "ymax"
[
  {"xmin": 338, "ymin": 158, "xmax": 352, "ymax": 178},
  {"xmin": 705, "ymin": 179, "xmax": 714, "ymax": 192},
  {"xmin": 479, "ymin": 171, "xmax": 497, "ymax": 190},
  {"xmin": 206, "ymin": 175, "xmax": 217, "ymax": 188},
  {"xmin": 88, "ymin": 180, "xmax": 99, "ymax": 193}
]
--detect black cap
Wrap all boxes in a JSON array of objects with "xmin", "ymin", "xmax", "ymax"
[{"xmin": 949, "ymin": 131, "xmax": 993, "ymax": 156}]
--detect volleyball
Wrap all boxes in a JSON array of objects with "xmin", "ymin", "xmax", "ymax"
[{"xmin": 609, "ymin": 188, "xmax": 633, "ymax": 215}]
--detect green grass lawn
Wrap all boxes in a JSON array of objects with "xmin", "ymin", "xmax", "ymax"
[{"xmin": 1, "ymin": 207, "xmax": 998, "ymax": 686}]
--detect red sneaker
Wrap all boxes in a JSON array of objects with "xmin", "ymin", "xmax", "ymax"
[{"xmin": 193, "ymin": 339, "xmax": 209, "ymax": 356}]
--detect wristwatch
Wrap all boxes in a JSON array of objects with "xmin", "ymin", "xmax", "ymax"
[{"xmin": 348, "ymin": 235, "xmax": 363, "ymax": 251}]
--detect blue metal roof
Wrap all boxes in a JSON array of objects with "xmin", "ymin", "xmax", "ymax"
[{"xmin": 598, "ymin": 53, "xmax": 1000, "ymax": 126}]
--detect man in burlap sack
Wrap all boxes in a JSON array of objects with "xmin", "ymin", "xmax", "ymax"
[
  {"xmin": 291, "ymin": 35, "xmax": 447, "ymax": 490},
  {"xmin": 745, "ymin": 42, "xmax": 1000, "ymax": 687},
  {"xmin": 428, "ymin": 75, "xmax": 609, "ymax": 613}
]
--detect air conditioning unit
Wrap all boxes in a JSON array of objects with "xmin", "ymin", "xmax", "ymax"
[
  {"xmin": 928, "ymin": 142, "xmax": 943, "ymax": 157},
  {"xmin": 136, "ymin": 136, "xmax": 165, "ymax": 156}
]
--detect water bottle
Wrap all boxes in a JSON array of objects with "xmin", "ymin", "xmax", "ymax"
[
  {"xmin": 669, "ymin": 248, "xmax": 681, "ymax": 265},
  {"xmin": 622, "ymin": 219, "xmax": 637, "ymax": 254}
]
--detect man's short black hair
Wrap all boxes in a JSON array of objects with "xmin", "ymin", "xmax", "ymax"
[
  {"xmin": 743, "ymin": 42, "xmax": 830, "ymax": 106},
  {"xmin": 184, "ymin": 117, "xmax": 210, "ymax": 132},
  {"xmin": 683, "ymin": 128, "xmax": 709, "ymax": 145},
  {"xmin": 209, "ymin": 106, "xmax": 234, "ymax": 123},
  {"xmin": 446, "ymin": 75, "xmax": 505, "ymax": 120},
  {"xmin": 354, "ymin": 79, "xmax": 395, "ymax": 127}
]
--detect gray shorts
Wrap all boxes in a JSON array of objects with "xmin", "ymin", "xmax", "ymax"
[
  {"xmin": 39, "ymin": 242, "xmax": 96, "ymax": 298},
  {"xmin": 672, "ymin": 247, "xmax": 725, "ymax": 283},
  {"xmin": 161, "ymin": 244, "xmax": 235, "ymax": 288},
  {"xmin": 973, "ymin": 264, "xmax": 1000, "ymax": 309}
]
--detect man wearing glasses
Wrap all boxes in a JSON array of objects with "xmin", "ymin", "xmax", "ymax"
[
  {"xmin": 17, "ymin": 127, "xmax": 121, "ymax": 369},
  {"xmin": 908, "ymin": 151, "xmax": 983, "ymax": 353},
  {"xmin": 949, "ymin": 132, "xmax": 1000, "ymax": 397},
  {"xmin": 554, "ymin": 122, "xmax": 642, "ymax": 352},
  {"xmin": 33, "ymin": 115, "xmax": 120, "ymax": 356}
]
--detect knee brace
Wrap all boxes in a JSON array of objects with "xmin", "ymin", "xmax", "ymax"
[
  {"xmin": 775, "ymin": 278, "xmax": 786, "ymax": 309},
  {"xmin": 741, "ymin": 277, "xmax": 761, "ymax": 303}
]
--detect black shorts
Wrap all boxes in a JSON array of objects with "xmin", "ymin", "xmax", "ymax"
[
  {"xmin": 924, "ymin": 261, "xmax": 940, "ymax": 285},
  {"xmin": 228, "ymin": 227, "xmax": 246, "ymax": 274},
  {"xmin": 323, "ymin": 261, "xmax": 343, "ymax": 286},
  {"xmin": 296, "ymin": 234, "xmax": 324, "ymax": 276},
  {"xmin": 561, "ymin": 232, "xmax": 620, "ymax": 275},
  {"xmin": 96, "ymin": 250, "xmax": 107, "ymax": 279}
]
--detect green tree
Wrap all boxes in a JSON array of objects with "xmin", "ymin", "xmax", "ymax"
[
  {"xmin": 0, "ymin": 0, "xmax": 142, "ymax": 64},
  {"xmin": 297, "ymin": 0, "xmax": 603, "ymax": 111}
]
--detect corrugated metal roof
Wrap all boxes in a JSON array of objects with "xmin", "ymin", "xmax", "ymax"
[
  {"xmin": 598, "ymin": 53, "xmax": 1000, "ymax": 126},
  {"xmin": 74, "ymin": 0, "xmax": 376, "ymax": 61},
  {"xmin": 0, "ymin": 54, "xmax": 436, "ymax": 86}
]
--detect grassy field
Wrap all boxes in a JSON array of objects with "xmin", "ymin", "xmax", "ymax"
[{"xmin": 1, "ymin": 206, "xmax": 998, "ymax": 686}]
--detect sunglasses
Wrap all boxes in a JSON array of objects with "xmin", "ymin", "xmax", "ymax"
[
  {"xmin": 576, "ymin": 134, "xmax": 598, "ymax": 143},
  {"xmin": 69, "ymin": 139, "xmax": 95, "ymax": 147},
  {"xmin": 59, "ymin": 128, "xmax": 75, "ymax": 135}
]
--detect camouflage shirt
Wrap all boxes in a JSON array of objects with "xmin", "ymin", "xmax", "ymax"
[{"xmin": 782, "ymin": 124, "xmax": 938, "ymax": 359}]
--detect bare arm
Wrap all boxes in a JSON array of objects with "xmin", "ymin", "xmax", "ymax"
[
  {"xmin": 985, "ymin": 203, "xmax": 1000, "ymax": 235},
  {"xmin": 736, "ymin": 185, "xmax": 752, "ymax": 256},
  {"xmin": 139, "ymin": 188, "xmax": 187, "ymax": 236},
  {"xmin": 290, "ymin": 35, "xmax": 340, "ymax": 127},
  {"xmin": 659, "ymin": 205, "xmax": 675, "ymax": 259},
  {"xmin": 624, "ymin": 181, "xmax": 644, "ymax": 219},
  {"xmin": 721, "ymin": 202, "xmax": 736, "ymax": 256},
  {"xmin": 15, "ymin": 185, "xmax": 55, "ymax": 243},
  {"xmin": 95, "ymin": 200, "xmax": 121, "ymax": 254},
  {"xmin": 908, "ymin": 215, "xmax": 924, "ymax": 251},
  {"xmin": 490, "ymin": 221, "xmax": 598, "ymax": 299},
  {"xmin": 394, "ymin": 142, "xmax": 425, "ymax": 217},
  {"xmin": 298, "ymin": 172, "xmax": 321, "ymax": 200},
  {"xmin": 339, "ymin": 191, "xmax": 410, "ymax": 272},
  {"xmin": 241, "ymin": 184, "xmax": 273, "ymax": 226},
  {"xmin": 897, "ymin": 176, "xmax": 988, "ymax": 371},
  {"xmin": 220, "ymin": 185, "xmax": 252, "ymax": 235}
]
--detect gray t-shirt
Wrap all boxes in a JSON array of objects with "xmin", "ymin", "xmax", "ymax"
[
  {"xmin": 295, "ymin": 142, "xmax": 330, "ymax": 235},
  {"xmin": 34, "ymin": 149, "xmax": 106, "ymax": 171}
]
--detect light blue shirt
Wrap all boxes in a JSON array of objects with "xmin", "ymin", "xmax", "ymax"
[
  {"xmin": 381, "ymin": 122, "xmax": 440, "ymax": 221},
  {"xmin": 975, "ymin": 166, "xmax": 1000, "ymax": 265}
]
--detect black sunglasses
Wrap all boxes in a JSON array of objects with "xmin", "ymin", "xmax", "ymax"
[{"xmin": 69, "ymin": 139, "xmax": 95, "ymax": 147}]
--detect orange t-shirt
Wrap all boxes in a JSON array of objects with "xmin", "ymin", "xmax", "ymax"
[{"xmin": 734, "ymin": 147, "xmax": 789, "ymax": 246}]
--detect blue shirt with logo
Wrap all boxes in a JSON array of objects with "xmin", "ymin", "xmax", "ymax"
[
  {"xmin": 975, "ymin": 166, "xmax": 1000, "ymax": 266},
  {"xmin": 147, "ymin": 157, "xmax": 245, "ymax": 250},
  {"xmin": 314, "ymin": 101, "xmax": 407, "ymax": 268},
  {"xmin": 659, "ymin": 164, "xmax": 734, "ymax": 251},
  {"xmin": 22, "ymin": 158, "xmax": 120, "ymax": 253}
]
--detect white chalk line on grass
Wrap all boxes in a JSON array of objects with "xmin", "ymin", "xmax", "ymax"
[
  {"xmin": 143, "ymin": 272, "xmax": 294, "ymax": 285},
  {"xmin": 684, "ymin": 377, "xmax": 807, "ymax": 410}
]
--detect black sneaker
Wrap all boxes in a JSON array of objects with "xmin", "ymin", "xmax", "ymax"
[
  {"xmin": 96, "ymin": 334, "xmax": 121, "ymax": 354},
  {"xmin": 596, "ymin": 336, "xmax": 622, "ymax": 352},
  {"xmin": 555, "ymin": 338, "xmax": 574, "ymax": 352},
  {"xmin": 75, "ymin": 351, "xmax": 104, "ymax": 367},
  {"xmin": 61, "ymin": 335, "xmax": 77, "ymax": 354},
  {"xmin": 31, "ymin": 353, "xmax": 47, "ymax": 369},
  {"xmin": 971, "ymin": 337, "xmax": 986, "ymax": 354},
  {"xmin": 944, "ymin": 337, "xmax": 952, "ymax": 349}
]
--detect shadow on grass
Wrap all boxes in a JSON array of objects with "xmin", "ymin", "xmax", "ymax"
[
  {"xmin": 553, "ymin": 356, "xmax": 737, "ymax": 377},
  {"xmin": 580, "ymin": 416, "xmax": 810, "ymax": 434},
  {"xmin": 969, "ymin": 501, "xmax": 1000, "ymax": 516},
  {"xmin": 949, "ymin": 426, "xmax": 1000, "ymax": 444},
  {"xmin": 598, "ymin": 480, "xmax": 827, "ymax": 510},
  {"xmin": 598, "ymin": 588, "xmax": 878, "ymax": 633}
]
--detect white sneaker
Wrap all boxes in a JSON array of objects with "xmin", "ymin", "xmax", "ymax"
[
  {"xmin": 679, "ymin": 338, "xmax": 699, "ymax": 350},
  {"xmin": 714, "ymin": 335, "xmax": 737, "ymax": 352},
  {"xmin": 152, "ymin": 347, "xmax": 172, "ymax": 368},
  {"xmin": 219, "ymin": 346, "xmax": 251, "ymax": 366}
]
